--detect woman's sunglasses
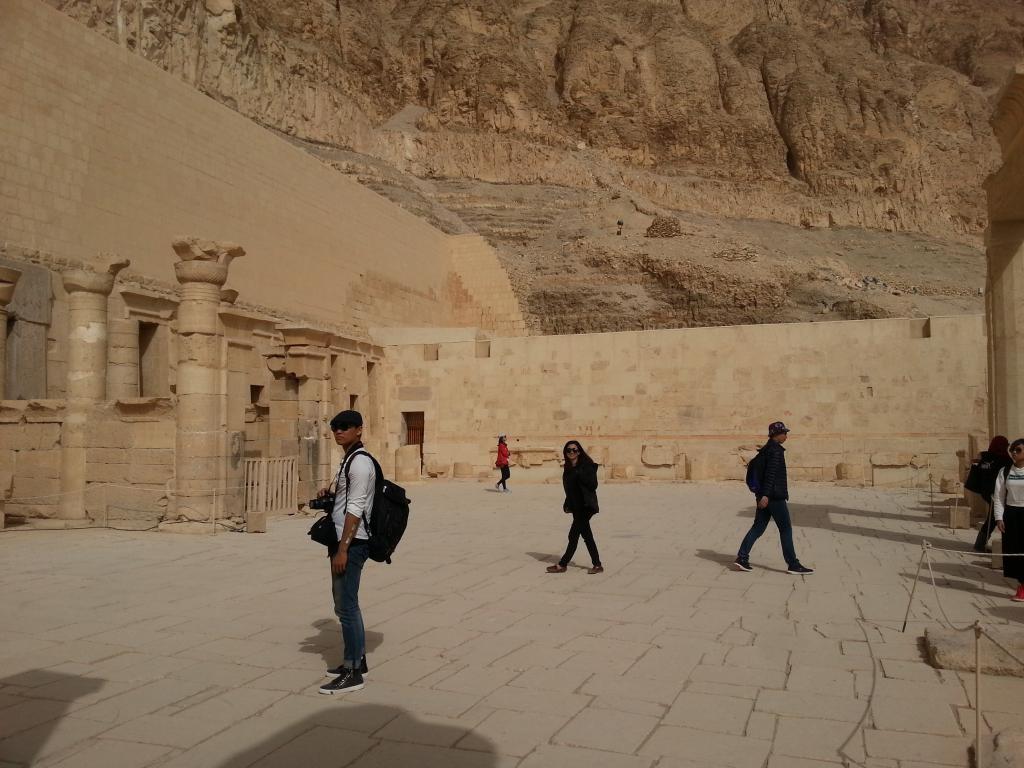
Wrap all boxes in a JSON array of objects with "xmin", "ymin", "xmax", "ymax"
[{"xmin": 566, "ymin": 447, "xmax": 579, "ymax": 454}]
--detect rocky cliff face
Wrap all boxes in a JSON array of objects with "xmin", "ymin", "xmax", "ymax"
[
  {"xmin": 48, "ymin": 0, "xmax": 1022, "ymax": 330},
  {"xmin": 49, "ymin": 0, "xmax": 1021, "ymax": 238}
]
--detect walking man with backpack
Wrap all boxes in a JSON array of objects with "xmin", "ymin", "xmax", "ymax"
[
  {"xmin": 733, "ymin": 421, "xmax": 814, "ymax": 575},
  {"xmin": 320, "ymin": 409, "xmax": 374, "ymax": 694}
]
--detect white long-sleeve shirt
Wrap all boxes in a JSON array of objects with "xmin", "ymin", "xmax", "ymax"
[
  {"xmin": 333, "ymin": 450, "xmax": 376, "ymax": 541},
  {"xmin": 991, "ymin": 464, "xmax": 1024, "ymax": 522}
]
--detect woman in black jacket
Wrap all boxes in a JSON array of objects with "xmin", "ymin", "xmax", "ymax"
[{"xmin": 546, "ymin": 440, "xmax": 603, "ymax": 574}]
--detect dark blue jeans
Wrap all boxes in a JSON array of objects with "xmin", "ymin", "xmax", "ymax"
[
  {"xmin": 331, "ymin": 539, "xmax": 369, "ymax": 668},
  {"xmin": 738, "ymin": 499, "xmax": 798, "ymax": 567}
]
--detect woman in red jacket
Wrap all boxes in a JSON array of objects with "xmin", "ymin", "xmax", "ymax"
[{"xmin": 495, "ymin": 434, "xmax": 511, "ymax": 492}]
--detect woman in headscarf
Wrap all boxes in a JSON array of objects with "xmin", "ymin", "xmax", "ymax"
[
  {"xmin": 970, "ymin": 435, "xmax": 1011, "ymax": 552},
  {"xmin": 546, "ymin": 440, "xmax": 603, "ymax": 574},
  {"xmin": 993, "ymin": 437, "xmax": 1024, "ymax": 602}
]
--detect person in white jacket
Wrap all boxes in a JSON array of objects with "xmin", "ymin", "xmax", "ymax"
[{"xmin": 992, "ymin": 437, "xmax": 1024, "ymax": 602}]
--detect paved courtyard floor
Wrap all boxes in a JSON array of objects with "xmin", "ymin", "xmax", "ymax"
[{"xmin": 1, "ymin": 480, "xmax": 1022, "ymax": 768}]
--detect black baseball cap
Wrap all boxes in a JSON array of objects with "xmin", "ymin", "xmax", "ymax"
[
  {"xmin": 330, "ymin": 410, "xmax": 363, "ymax": 430},
  {"xmin": 768, "ymin": 421, "xmax": 790, "ymax": 436}
]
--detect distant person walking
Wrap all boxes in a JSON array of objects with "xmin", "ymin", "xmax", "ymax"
[
  {"xmin": 546, "ymin": 440, "xmax": 603, "ymax": 574},
  {"xmin": 495, "ymin": 434, "xmax": 511, "ymax": 492},
  {"xmin": 968, "ymin": 435, "xmax": 1011, "ymax": 552},
  {"xmin": 733, "ymin": 421, "xmax": 814, "ymax": 575},
  {"xmin": 992, "ymin": 437, "xmax": 1024, "ymax": 602}
]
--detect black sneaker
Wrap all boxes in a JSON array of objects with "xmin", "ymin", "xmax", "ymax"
[
  {"xmin": 318, "ymin": 668, "xmax": 364, "ymax": 695},
  {"xmin": 326, "ymin": 656, "xmax": 368, "ymax": 677},
  {"xmin": 731, "ymin": 558, "xmax": 752, "ymax": 572},
  {"xmin": 787, "ymin": 564, "xmax": 814, "ymax": 575}
]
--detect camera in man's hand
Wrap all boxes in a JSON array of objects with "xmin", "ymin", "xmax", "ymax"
[{"xmin": 309, "ymin": 491, "xmax": 335, "ymax": 512}]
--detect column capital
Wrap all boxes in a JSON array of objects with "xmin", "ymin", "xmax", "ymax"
[
  {"xmin": 0, "ymin": 265, "xmax": 22, "ymax": 308},
  {"xmin": 171, "ymin": 238, "xmax": 245, "ymax": 287},
  {"xmin": 62, "ymin": 259, "xmax": 130, "ymax": 296}
]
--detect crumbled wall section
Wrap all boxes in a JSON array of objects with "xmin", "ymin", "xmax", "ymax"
[
  {"xmin": 0, "ymin": 402, "xmax": 64, "ymax": 519},
  {"xmin": 446, "ymin": 235, "xmax": 528, "ymax": 336},
  {"xmin": 387, "ymin": 315, "xmax": 987, "ymax": 484},
  {"xmin": 0, "ymin": 399, "xmax": 174, "ymax": 524},
  {"xmin": 0, "ymin": 0, "xmax": 502, "ymax": 337}
]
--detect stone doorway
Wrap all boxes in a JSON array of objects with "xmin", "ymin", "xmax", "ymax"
[{"xmin": 403, "ymin": 411, "xmax": 424, "ymax": 472}]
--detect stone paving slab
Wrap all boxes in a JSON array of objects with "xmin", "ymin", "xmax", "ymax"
[{"xmin": 2, "ymin": 481, "xmax": 1023, "ymax": 767}]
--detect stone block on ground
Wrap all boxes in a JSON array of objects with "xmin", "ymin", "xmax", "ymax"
[
  {"xmin": 394, "ymin": 444, "xmax": 421, "ymax": 482},
  {"xmin": 925, "ymin": 627, "xmax": 1024, "ymax": 678},
  {"xmin": 452, "ymin": 462, "xmax": 474, "ymax": 478},
  {"xmin": 641, "ymin": 444, "xmax": 675, "ymax": 467},
  {"xmin": 247, "ymin": 511, "xmax": 267, "ymax": 533},
  {"xmin": 610, "ymin": 465, "xmax": 635, "ymax": 480},
  {"xmin": 837, "ymin": 461, "xmax": 864, "ymax": 481}
]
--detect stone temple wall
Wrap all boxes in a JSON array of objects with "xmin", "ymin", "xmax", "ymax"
[
  {"xmin": 0, "ymin": 0, "xmax": 525, "ymax": 340},
  {"xmin": 384, "ymin": 315, "xmax": 988, "ymax": 487}
]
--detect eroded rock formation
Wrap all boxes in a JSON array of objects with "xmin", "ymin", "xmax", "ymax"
[{"xmin": 46, "ymin": 0, "xmax": 1020, "ymax": 331}]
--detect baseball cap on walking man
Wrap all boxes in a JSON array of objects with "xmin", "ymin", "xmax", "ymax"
[{"xmin": 768, "ymin": 421, "xmax": 790, "ymax": 436}]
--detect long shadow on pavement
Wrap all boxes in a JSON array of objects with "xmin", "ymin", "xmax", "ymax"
[
  {"xmin": 780, "ymin": 503, "xmax": 975, "ymax": 553},
  {"xmin": 0, "ymin": 670, "xmax": 104, "ymax": 766},
  {"xmin": 986, "ymin": 605, "xmax": 1024, "ymax": 625},
  {"xmin": 214, "ymin": 707, "xmax": 499, "ymax": 768}
]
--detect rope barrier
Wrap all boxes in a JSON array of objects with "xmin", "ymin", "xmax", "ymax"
[{"xmin": 899, "ymin": 538, "xmax": 1024, "ymax": 767}]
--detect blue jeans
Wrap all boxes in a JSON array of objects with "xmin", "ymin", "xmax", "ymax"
[
  {"xmin": 331, "ymin": 539, "xmax": 369, "ymax": 667},
  {"xmin": 738, "ymin": 499, "xmax": 798, "ymax": 567}
]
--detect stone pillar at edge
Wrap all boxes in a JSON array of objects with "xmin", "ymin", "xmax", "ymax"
[
  {"xmin": 59, "ymin": 260, "xmax": 130, "ymax": 520},
  {"xmin": 987, "ymin": 220, "xmax": 1024, "ymax": 441},
  {"xmin": 0, "ymin": 266, "xmax": 23, "ymax": 400},
  {"xmin": 170, "ymin": 238, "xmax": 244, "ymax": 527}
]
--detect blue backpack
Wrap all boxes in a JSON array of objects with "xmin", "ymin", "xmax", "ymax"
[{"xmin": 745, "ymin": 446, "xmax": 767, "ymax": 494}]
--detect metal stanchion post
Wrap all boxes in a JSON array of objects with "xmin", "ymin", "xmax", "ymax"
[
  {"xmin": 975, "ymin": 621, "xmax": 983, "ymax": 768},
  {"xmin": 902, "ymin": 541, "xmax": 930, "ymax": 632}
]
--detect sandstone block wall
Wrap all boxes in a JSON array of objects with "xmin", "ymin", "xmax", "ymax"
[
  {"xmin": 385, "ymin": 315, "xmax": 988, "ymax": 486},
  {"xmin": 0, "ymin": 0, "xmax": 518, "ymax": 339},
  {"xmin": 0, "ymin": 399, "xmax": 174, "ymax": 523},
  {"xmin": 445, "ymin": 235, "xmax": 528, "ymax": 336}
]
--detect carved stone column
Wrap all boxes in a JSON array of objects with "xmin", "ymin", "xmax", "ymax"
[
  {"xmin": 59, "ymin": 259, "xmax": 129, "ymax": 520},
  {"xmin": 987, "ymin": 221, "xmax": 1024, "ymax": 438},
  {"xmin": 0, "ymin": 266, "xmax": 22, "ymax": 400},
  {"xmin": 170, "ymin": 238, "xmax": 244, "ymax": 527}
]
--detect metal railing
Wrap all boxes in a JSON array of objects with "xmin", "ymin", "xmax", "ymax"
[{"xmin": 244, "ymin": 457, "xmax": 298, "ymax": 516}]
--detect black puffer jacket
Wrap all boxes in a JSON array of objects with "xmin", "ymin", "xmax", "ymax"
[
  {"xmin": 563, "ymin": 462, "xmax": 599, "ymax": 515},
  {"xmin": 759, "ymin": 440, "xmax": 788, "ymax": 501}
]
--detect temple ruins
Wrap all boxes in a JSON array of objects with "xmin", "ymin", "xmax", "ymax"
[{"xmin": 0, "ymin": 0, "xmax": 1020, "ymax": 533}]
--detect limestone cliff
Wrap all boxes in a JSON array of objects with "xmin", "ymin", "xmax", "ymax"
[{"xmin": 47, "ymin": 0, "xmax": 1023, "ymax": 331}]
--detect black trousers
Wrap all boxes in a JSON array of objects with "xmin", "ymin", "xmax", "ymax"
[
  {"xmin": 974, "ymin": 502, "xmax": 997, "ymax": 551},
  {"xmin": 559, "ymin": 510, "xmax": 600, "ymax": 568},
  {"xmin": 497, "ymin": 465, "xmax": 510, "ymax": 489},
  {"xmin": 1003, "ymin": 505, "xmax": 1024, "ymax": 583}
]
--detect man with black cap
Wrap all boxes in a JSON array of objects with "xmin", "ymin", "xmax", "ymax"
[
  {"xmin": 319, "ymin": 409, "xmax": 375, "ymax": 694},
  {"xmin": 732, "ymin": 421, "xmax": 814, "ymax": 575}
]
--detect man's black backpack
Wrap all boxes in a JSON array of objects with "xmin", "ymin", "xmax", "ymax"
[
  {"xmin": 745, "ymin": 446, "xmax": 767, "ymax": 494},
  {"xmin": 345, "ymin": 449, "xmax": 411, "ymax": 564}
]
